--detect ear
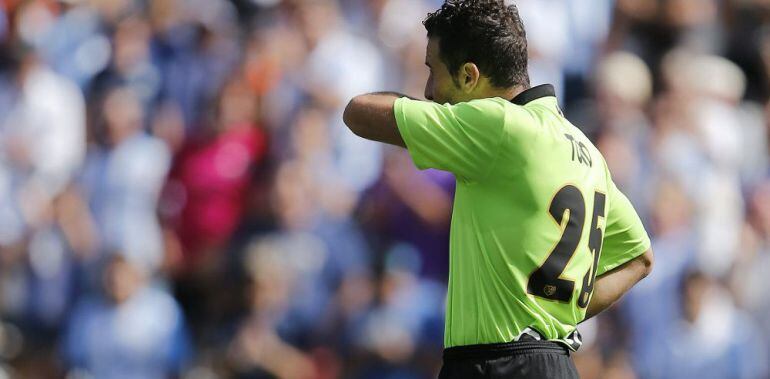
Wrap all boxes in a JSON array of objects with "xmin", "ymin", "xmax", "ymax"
[{"xmin": 459, "ymin": 63, "xmax": 481, "ymax": 93}]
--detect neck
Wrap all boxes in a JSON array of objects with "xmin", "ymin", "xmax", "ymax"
[
  {"xmin": 459, "ymin": 84, "xmax": 529, "ymax": 104},
  {"xmin": 499, "ymin": 85, "xmax": 528, "ymax": 102}
]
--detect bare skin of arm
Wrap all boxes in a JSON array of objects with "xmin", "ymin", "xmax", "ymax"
[
  {"xmin": 585, "ymin": 248, "xmax": 654, "ymax": 320},
  {"xmin": 343, "ymin": 92, "xmax": 408, "ymax": 147}
]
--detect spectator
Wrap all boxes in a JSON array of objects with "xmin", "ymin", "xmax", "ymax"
[
  {"xmin": 659, "ymin": 271, "xmax": 768, "ymax": 379},
  {"xmin": 0, "ymin": 47, "xmax": 85, "ymax": 243},
  {"xmin": 226, "ymin": 235, "xmax": 324, "ymax": 379},
  {"xmin": 293, "ymin": 0, "xmax": 386, "ymax": 195},
  {"xmin": 166, "ymin": 77, "xmax": 268, "ymax": 271},
  {"xmin": 353, "ymin": 246, "xmax": 445, "ymax": 379},
  {"xmin": 63, "ymin": 253, "xmax": 191, "ymax": 379},
  {"xmin": 623, "ymin": 180, "xmax": 697, "ymax": 378},
  {"xmin": 80, "ymin": 86, "xmax": 170, "ymax": 273},
  {"xmin": 362, "ymin": 150, "xmax": 454, "ymax": 282}
]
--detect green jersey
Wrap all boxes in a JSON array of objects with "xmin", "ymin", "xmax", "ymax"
[{"xmin": 394, "ymin": 85, "xmax": 650, "ymax": 349}]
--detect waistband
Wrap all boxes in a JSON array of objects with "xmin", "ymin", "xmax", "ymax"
[{"xmin": 442, "ymin": 336, "xmax": 570, "ymax": 361}]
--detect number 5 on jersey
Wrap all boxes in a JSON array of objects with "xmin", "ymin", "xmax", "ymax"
[{"xmin": 527, "ymin": 185, "xmax": 606, "ymax": 308}]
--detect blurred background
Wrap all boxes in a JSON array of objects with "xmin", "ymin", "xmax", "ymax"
[{"xmin": 0, "ymin": 0, "xmax": 768, "ymax": 378}]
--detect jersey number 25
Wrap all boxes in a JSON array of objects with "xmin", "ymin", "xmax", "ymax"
[{"xmin": 527, "ymin": 185, "xmax": 606, "ymax": 308}]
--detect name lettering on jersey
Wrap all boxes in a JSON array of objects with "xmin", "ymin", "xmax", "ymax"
[{"xmin": 564, "ymin": 133, "xmax": 592, "ymax": 168}]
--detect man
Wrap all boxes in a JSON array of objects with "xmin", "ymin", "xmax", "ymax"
[
  {"xmin": 343, "ymin": 1, "xmax": 653, "ymax": 378},
  {"xmin": 63, "ymin": 253, "xmax": 190, "ymax": 379}
]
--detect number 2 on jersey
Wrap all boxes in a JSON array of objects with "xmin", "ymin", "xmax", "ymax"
[{"xmin": 527, "ymin": 185, "xmax": 606, "ymax": 308}]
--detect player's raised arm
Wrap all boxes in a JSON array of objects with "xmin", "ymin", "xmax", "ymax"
[
  {"xmin": 346, "ymin": 93, "xmax": 510, "ymax": 181},
  {"xmin": 343, "ymin": 92, "xmax": 408, "ymax": 148}
]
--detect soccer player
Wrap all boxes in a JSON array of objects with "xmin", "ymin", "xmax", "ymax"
[{"xmin": 343, "ymin": 1, "xmax": 653, "ymax": 378}]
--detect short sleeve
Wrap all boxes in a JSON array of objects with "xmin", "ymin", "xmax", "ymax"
[
  {"xmin": 394, "ymin": 97, "xmax": 507, "ymax": 180},
  {"xmin": 597, "ymin": 180, "xmax": 651, "ymax": 276}
]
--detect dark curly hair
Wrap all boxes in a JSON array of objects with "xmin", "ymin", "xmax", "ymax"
[{"xmin": 423, "ymin": 0, "xmax": 529, "ymax": 89}]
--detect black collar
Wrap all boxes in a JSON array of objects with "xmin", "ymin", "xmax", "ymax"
[{"xmin": 511, "ymin": 84, "xmax": 556, "ymax": 105}]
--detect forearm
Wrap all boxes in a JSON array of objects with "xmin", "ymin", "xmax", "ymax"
[
  {"xmin": 584, "ymin": 249, "xmax": 653, "ymax": 320},
  {"xmin": 343, "ymin": 92, "xmax": 413, "ymax": 147}
]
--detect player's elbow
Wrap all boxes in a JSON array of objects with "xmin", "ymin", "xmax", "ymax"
[
  {"xmin": 638, "ymin": 248, "xmax": 654, "ymax": 279},
  {"xmin": 343, "ymin": 96, "xmax": 366, "ymax": 137}
]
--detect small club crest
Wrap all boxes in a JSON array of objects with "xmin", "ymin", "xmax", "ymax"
[{"xmin": 544, "ymin": 285, "xmax": 557, "ymax": 296}]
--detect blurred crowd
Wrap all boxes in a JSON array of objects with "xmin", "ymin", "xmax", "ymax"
[{"xmin": 0, "ymin": 0, "xmax": 769, "ymax": 378}]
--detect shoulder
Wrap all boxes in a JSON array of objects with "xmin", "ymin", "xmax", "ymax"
[{"xmin": 441, "ymin": 97, "xmax": 522, "ymax": 127}]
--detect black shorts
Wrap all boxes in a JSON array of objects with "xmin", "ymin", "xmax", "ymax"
[{"xmin": 438, "ymin": 336, "xmax": 580, "ymax": 379}]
